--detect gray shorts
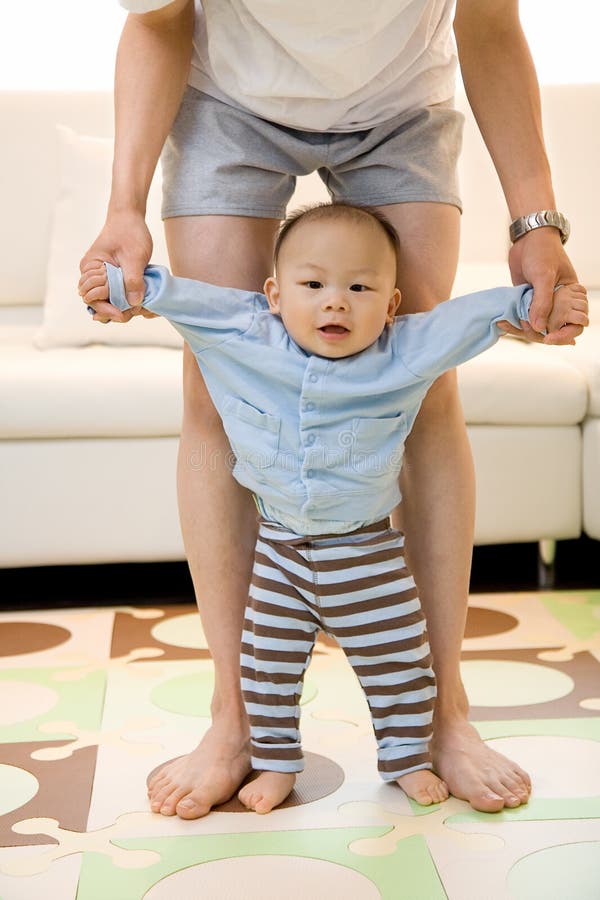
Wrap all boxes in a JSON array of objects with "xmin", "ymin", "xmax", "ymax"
[{"xmin": 161, "ymin": 87, "xmax": 464, "ymax": 220}]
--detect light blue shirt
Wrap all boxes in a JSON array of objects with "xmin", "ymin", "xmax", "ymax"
[{"xmin": 106, "ymin": 263, "xmax": 533, "ymax": 535}]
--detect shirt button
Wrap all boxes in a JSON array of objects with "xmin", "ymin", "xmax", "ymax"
[
  {"xmin": 309, "ymin": 374, "xmax": 318, "ymax": 383},
  {"xmin": 306, "ymin": 434, "xmax": 316, "ymax": 445},
  {"xmin": 305, "ymin": 402, "xmax": 315, "ymax": 411}
]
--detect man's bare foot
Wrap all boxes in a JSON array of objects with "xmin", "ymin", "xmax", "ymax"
[
  {"xmin": 432, "ymin": 717, "xmax": 532, "ymax": 813},
  {"xmin": 147, "ymin": 720, "xmax": 251, "ymax": 819},
  {"xmin": 395, "ymin": 769, "xmax": 449, "ymax": 805},
  {"xmin": 238, "ymin": 771, "xmax": 296, "ymax": 814}
]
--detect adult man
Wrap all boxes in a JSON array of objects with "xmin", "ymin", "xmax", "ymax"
[{"xmin": 80, "ymin": 0, "xmax": 580, "ymax": 818}]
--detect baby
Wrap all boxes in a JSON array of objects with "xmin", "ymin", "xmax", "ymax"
[{"xmin": 80, "ymin": 202, "xmax": 587, "ymax": 814}]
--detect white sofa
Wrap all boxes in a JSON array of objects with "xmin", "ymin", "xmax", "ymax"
[{"xmin": 1, "ymin": 86, "xmax": 599, "ymax": 568}]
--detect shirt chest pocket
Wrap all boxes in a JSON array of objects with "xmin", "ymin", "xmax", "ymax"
[
  {"xmin": 349, "ymin": 413, "xmax": 408, "ymax": 479},
  {"xmin": 222, "ymin": 395, "xmax": 281, "ymax": 470}
]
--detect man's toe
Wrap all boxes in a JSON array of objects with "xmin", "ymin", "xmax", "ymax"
[
  {"xmin": 176, "ymin": 794, "xmax": 212, "ymax": 819},
  {"xmin": 470, "ymin": 789, "xmax": 505, "ymax": 813},
  {"xmin": 150, "ymin": 782, "xmax": 178, "ymax": 812}
]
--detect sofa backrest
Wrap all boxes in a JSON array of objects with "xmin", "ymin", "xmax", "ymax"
[
  {"xmin": 2, "ymin": 84, "xmax": 599, "ymax": 310},
  {"xmin": 2, "ymin": 91, "xmax": 113, "ymax": 307}
]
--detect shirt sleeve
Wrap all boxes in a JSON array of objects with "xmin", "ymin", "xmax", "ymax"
[
  {"xmin": 105, "ymin": 263, "xmax": 261, "ymax": 352},
  {"xmin": 118, "ymin": 0, "xmax": 174, "ymax": 11},
  {"xmin": 393, "ymin": 284, "xmax": 534, "ymax": 379}
]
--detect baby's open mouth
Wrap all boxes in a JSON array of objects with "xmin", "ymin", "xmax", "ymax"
[{"xmin": 319, "ymin": 325, "xmax": 349, "ymax": 334}]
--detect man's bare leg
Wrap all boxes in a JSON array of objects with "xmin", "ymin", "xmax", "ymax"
[
  {"xmin": 378, "ymin": 202, "xmax": 532, "ymax": 812},
  {"xmin": 146, "ymin": 215, "xmax": 279, "ymax": 818}
]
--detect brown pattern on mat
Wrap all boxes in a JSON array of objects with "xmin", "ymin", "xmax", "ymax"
[
  {"xmin": 463, "ymin": 648, "xmax": 600, "ymax": 720},
  {"xmin": 147, "ymin": 750, "xmax": 345, "ymax": 813},
  {"xmin": 0, "ymin": 623, "xmax": 72, "ymax": 657},
  {"xmin": 0, "ymin": 742, "xmax": 97, "ymax": 846},
  {"xmin": 111, "ymin": 604, "xmax": 336, "ymax": 661},
  {"xmin": 110, "ymin": 605, "xmax": 211, "ymax": 662},
  {"xmin": 464, "ymin": 607, "xmax": 519, "ymax": 639}
]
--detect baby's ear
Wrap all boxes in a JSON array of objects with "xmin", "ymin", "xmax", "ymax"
[
  {"xmin": 264, "ymin": 276, "xmax": 281, "ymax": 314},
  {"xmin": 386, "ymin": 288, "xmax": 401, "ymax": 323}
]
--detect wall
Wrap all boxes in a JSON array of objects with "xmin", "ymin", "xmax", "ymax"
[{"xmin": 2, "ymin": 1, "xmax": 600, "ymax": 90}]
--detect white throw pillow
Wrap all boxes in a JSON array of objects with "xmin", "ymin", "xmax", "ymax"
[{"xmin": 34, "ymin": 126, "xmax": 183, "ymax": 349}]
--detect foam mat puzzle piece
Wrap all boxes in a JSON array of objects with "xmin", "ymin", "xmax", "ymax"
[
  {"xmin": 0, "ymin": 668, "xmax": 107, "ymax": 743},
  {"xmin": 441, "ymin": 815, "xmax": 600, "ymax": 900},
  {"xmin": 534, "ymin": 591, "xmax": 600, "ymax": 658},
  {"xmin": 0, "ymin": 847, "xmax": 82, "ymax": 900},
  {"xmin": 447, "ymin": 795, "xmax": 600, "ymax": 825},
  {"xmin": 474, "ymin": 715, "xmax": 600, "ymax": 743},
  {"xmin": 461, "ymin": 648, "xmax": 600, "ymax": 721},
  {"xmin": 114, "ymin": 607, "xmax": 165, "ymax": 620},
  {"xmin": 94, "ymin": 660, "xmax": 218, "ymax": 752},
  {"xmin": 537, "ymin": 633, "xmax": 600, "ymax": 662},
  {"xmin": 76, "ymin": 826, "xmax": 446, "ymax": 900},
  {"xmin": 461, "ymin": 592, "xmax": 576, "ymax": 652},
  {"xmin": 339, "ymin": 798, "xmax": 504, "ymax": 856},
  {"xmin": 87, "ymin": 728, "xmax": 374, "ymax": 833},
  {"xmin": 52, "ymin": 647, "xmax": 166, "ymax": 682},
  {"xmin": 0, "ymin": 814, "xmax": 161, "ymax": 877},
  {"xmin": 31, "ymin": 717, "xmax": 164, "ymax": 760},
  {"xmin": 482, "ymin": 733, "xmax": 600, "ymax": 800},
  {"xmin": 0, "ymin": 609, "xmax": 116, "ymax": 669}
]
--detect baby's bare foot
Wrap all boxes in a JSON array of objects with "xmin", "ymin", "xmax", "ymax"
[
  {"xmin": 395, "ymin": 769, "xmax": 449, "ymax": 806},
  {"xmin": 238, "ymin": 771, "xmax": 296, "ymax": 814}
]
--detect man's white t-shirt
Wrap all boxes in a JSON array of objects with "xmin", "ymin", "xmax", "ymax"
[{"xmin": 120, "ymin": 0, "xmax": 457, "ymax": 131}]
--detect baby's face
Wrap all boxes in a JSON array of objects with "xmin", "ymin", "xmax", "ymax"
[{"xmin": 264, "ymin": 218, "xmax": 400, "ymax": 358}]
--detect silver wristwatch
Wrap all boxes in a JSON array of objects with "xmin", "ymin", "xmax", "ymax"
[{"xmin": 509, "ymin": 210, "xmax": 570, "ymax": 245}]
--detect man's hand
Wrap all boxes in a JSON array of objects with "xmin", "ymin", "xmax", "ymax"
[
  {"xmin": 499, "ymin": 226, "xmax": 582, "ymax": 345},
  {"xmin": 78, "ymin": 209, "xmax": 155, "ymax": 323}
]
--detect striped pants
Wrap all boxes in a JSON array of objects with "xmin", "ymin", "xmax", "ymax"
[{"xmin": 241, "ymin": 518, "xmax": 436, "ymax": 781}]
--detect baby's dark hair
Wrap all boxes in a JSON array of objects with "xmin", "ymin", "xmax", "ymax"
[{"xmin": 273, "ymin": 202, "xmax": 400, "ymax": 272}]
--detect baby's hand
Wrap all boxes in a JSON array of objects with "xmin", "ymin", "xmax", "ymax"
[
  {"xmin": 78, "ymin": 264, "xmax": 154, "ymax": 323},
  {"xmin": 544, "ymin": 283, "xmax": 589, "ymax": 345}
]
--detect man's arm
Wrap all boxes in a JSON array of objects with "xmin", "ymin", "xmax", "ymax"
[
  {"xmin": 454, "ymin": 0, "xmax": 580, "ymax": 344},
  {"xmin": 79, "ymin": 0, "xmax": 194, "ymax": 322}
]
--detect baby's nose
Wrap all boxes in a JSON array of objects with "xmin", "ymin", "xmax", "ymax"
[{"xmin": 324, "ymin": 291, "xmax": 349, "ymax": 309}]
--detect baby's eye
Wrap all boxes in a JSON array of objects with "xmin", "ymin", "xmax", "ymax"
[
  {"xmin": 305, "ymin": 281, "xmax": 322, "ymax": 290},
  {"xmin": 350, "ymin": 283, "xmax": 368, "ymax": 292}
]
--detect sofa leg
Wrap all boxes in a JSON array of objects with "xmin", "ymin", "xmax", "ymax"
[{"xmin": 538, "ymin": 539, "xmax": 557, "ymax": 589}]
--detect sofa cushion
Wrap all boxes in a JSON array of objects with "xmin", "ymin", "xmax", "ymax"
[
  {"xmin": 0, "ymin": 341, "xmax": 183, "ymax": 439},
  {"xmin": 0, "ymin": 331, "xmax": 588, "ymax": 440},
  {"xmin": 33, "ymin": 126, "xmax": 182, "ymax": 350},
  {"xmin": 554, "ymin": 295, "xmax": 600, "ymax": 417},
  {"xmin": 458, "ymin": 338, "xmax": 588, "ymax": 426}
]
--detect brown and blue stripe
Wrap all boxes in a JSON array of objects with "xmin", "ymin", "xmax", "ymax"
[{"xmin": 242, "ymin": 519, "xmax": 435, "ymax": 778}]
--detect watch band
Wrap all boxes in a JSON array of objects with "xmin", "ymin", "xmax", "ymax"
[{"xmin": 509, "ymin": 210, "xmax": 570, "ymax": 245}]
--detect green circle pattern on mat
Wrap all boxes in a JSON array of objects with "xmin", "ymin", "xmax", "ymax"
[
  {"xmin": 508, "ymin": 841, "xmax": 600, "ymax": 900},
  {"xmin": 151, "ymin": 672, "xmax": 318, "ymax": 717},
  {"xmin": 460, "ymin": 659, "xmax": 574, "ymax": 707},
  {"xmin": 0, "ymin": 764, "xmax": 39, "ymax": 816}
]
